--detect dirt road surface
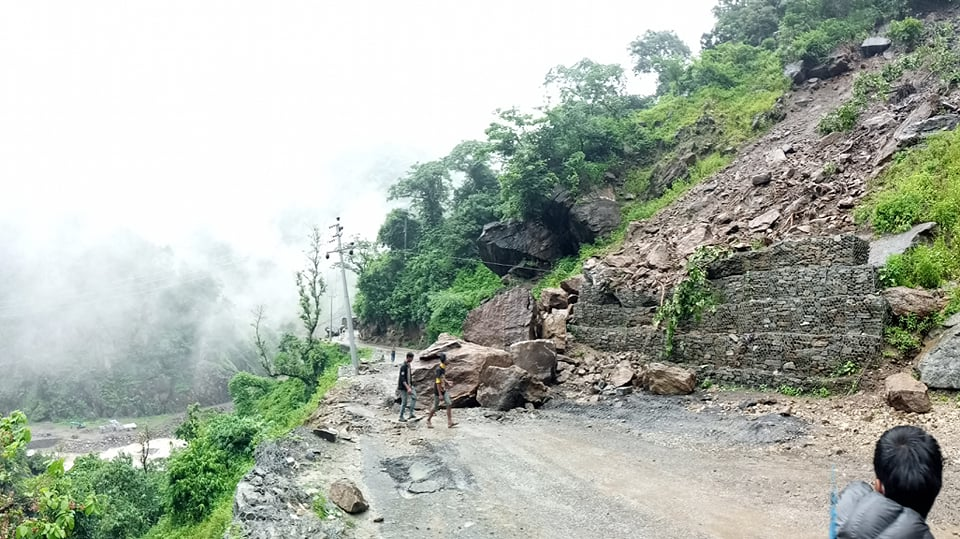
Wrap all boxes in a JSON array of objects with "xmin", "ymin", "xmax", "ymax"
[{"xmin": 309, "ymin": 348, "xmax": 960, "ymax": 539}]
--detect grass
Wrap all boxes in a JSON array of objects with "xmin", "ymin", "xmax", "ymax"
[
  {"xmin": 857, "ymin": 126, "xmax": 960, "ymax": 290},
  {"xmin": 141, "ymin": 352, "xmax": 350, "ymax": 538},
  {"xmin": 142, "ymin": 497, "xmax": 237, "ymax": 539}
]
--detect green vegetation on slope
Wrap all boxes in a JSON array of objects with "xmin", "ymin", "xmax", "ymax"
[
  {"xmin": 858, "ymin": 126, "xmax": 960, "ymax": 289},
  {"xmin": 354, "ymin": 1, "xmax": 957, "ymax": 343}
]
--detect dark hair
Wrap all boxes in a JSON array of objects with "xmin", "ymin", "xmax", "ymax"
[
  {"xmin": 873, "ymin": 425, "xmax": 943, "ymax": 517},
  {"xmin": 439, "ymin": 352, "xmax": 447, "ymax": 361},
  {"xmin": 406, "ymin": 352, "xmax": 414, "ymax": 359}
]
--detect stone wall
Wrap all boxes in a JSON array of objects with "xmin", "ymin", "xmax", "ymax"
[
  {"xmin": 571, "ymin": 235, "xmax": 886, "ymax": 386},
  {"xmin": 706, "ymin": 235, "xmax": 870, "ymax": 278}
]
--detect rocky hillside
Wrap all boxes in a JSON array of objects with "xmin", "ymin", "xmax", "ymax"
[{"xmin": 585, "ymin": 45, "xmax": 939, "ymax": 303}]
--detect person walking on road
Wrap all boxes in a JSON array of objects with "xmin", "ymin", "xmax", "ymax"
[
  {"xmin": 398, "ymin": 352, "xmax": 417, "ymax": 421},
  {"xmin": 390, "ymin": 348, "xmax": 396, "ymax": 364},
  {"xmin": 427, "ymin": 352, "xmax": 457, "ymax": 429}
]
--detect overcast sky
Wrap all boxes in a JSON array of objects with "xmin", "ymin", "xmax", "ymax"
[{"xmin": 0, "ymin": 1, "xmax": 717, "ymax": 317}]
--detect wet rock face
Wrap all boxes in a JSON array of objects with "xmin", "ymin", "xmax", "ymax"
[{"xmin": 919, "ymin": 325, "xmax": 960, "ymax": 389}]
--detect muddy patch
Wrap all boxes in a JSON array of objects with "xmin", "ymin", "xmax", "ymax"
[{"xmin": 380, "ymin": 443, "xmax": 476, "ymax": 496}]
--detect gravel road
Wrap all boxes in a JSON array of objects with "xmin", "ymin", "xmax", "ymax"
[{"xmin": 311, "ymin": 349, "xmax": 960, "ymax": 539}]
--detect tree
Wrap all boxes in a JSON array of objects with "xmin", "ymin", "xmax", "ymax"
[
  {"xmin": 388, "ymin": 160, "xmax": 451, "ymax": 229},
  {"xmin": 544, "ymin": 59, "xmax": 626, "ymax": 112},
  {"xmin": 0, "ymin": 411, "xmax": 101, "ymax": 539},
  {"xmin": 252, "ymin": 227, "xmax": 334, "ymax": 390},
  {"xmin": 333, "ymin": 236, "xmax": 380, "ymax": 275},
  {"xmin": 377, "ymin": 209, "xmax": 422, "ymax": 252},
  {"xmin": 629, "ymin": 30, "xmax": 692, "ymax": 76}
]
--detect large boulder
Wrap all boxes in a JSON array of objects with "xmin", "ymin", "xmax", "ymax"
[
  {"xmin": 541, "ymin": 310, "xmax": 569, "ymax": 352},
  {"xmin": 477, "ymin": 220, "xmax": 572, "ymax": 277},
  {"xmin": 569, "ymin": 196, "xmax": 621, "ymax": 245},
  {"xmin": 509, "ymin": 339, "xmax": 558, "ymax": 384},
  {"xmin": 463, "ymin": 287, "xmax": 539, "ymax": 349},
  {"xmin": 884, "ymin": 373, "xmax": 932, "ymax": 414},
  {"xmin": 861, "ymin": 36, "xmax": 892, "ymax": 58},
  {"xmin": 784, "ymin": 61, "xmax": 806, "ymax": 85},
  {"xmin": 882, "ymin": 286, "xmax": 947, "ymax": 318},
  {"xmin": 868, "ymin": 222, "xmax": 937, "ymax": 267},
  {"xmin": 541, "ymin": 288, "xmax": 570, "ymax": 311},
  {"xmin": 640, "ymin": 363, "xmax": 696, "ymax": 395},
  {"xmin": 414, "ymin": 338, "xmax": 514, "ymax": 406},
  {"xmin": 476, "ymin": 365, "xmax": 548, "ymax": 411},
  {"xmin": 807, "ymin": 54, "xmax": 851, "ymax": 80},
  {"xmin": 329, "ymin": 479, "xmax": 369, "ymax": 514},
  {"xmin": 919, "ymin": 325, "xmax": 960, "ymax": 389}
]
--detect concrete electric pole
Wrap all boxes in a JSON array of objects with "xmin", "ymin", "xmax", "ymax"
[{"xmin": 326, "ymin": 217, "xmax": 360, "ymax": 375}]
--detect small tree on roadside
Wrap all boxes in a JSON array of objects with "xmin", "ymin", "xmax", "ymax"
[{"xmin": 250, "ymin": 227, "xmax": 336, "ymax": 391}]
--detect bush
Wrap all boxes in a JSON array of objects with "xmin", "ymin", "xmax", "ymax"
[
  {"xmin": 228, "ymin": 373, "xmax": 277, "ymax": 417},
  {"xmin": 425, "ymin": 263, "xmax": 503, "ymax": 341},
  {"xmin": 889, "ymin": 17, "xmax": 924, "ymax": 49},
  {"xmin": 879, "ymin": 241, "xmax": 960, "ymax": 289},
  {"xmin": 164, "ymin": 438, "xmax": 237, "ymax": 524},
  {"xmin": 783, "ymin": 18, "xmax": 865, "ymax": 64},
  {"xmin": 204, "ymin": 414, "xmax": 261, "ymax": 459},
  {"xmin": 66, "ymin": 455, "xmax": 164, "ymax": 539},
  {"xmin": 818, "ymin": 101, "xmax": 862, "ymax": 134}
]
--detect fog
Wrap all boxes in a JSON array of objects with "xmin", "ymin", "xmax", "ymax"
[{"xmin": 0, "ymin": 1, "xmax": 717, "ymax": 419}]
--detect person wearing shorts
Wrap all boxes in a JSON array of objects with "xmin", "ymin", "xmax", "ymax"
[{"xmin": 427, "ymin": 352, "xmax": 456, "ymax": 429}]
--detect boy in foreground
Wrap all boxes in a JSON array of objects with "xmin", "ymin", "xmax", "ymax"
[{"xmin": 833, "ymin": 425, "xmax": 942, "ymax": 538}]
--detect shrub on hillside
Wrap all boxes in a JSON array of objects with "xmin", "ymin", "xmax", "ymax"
[{"xmin": 889, "ymin": 17, "xmax": 924, "ymax": 49}]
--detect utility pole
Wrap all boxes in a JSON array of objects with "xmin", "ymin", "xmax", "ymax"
[
  {"xmin": 329, "ymin": 293, "xmax": 334, "ymax": 342},
  {"xmin": 326, "ymin": 217, "xmax": 360, "ymax": 375}
]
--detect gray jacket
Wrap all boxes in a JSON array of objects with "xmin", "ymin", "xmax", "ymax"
[{"xmin": 836, "ymin": 481, "xmax": 934, "ymax": 539}]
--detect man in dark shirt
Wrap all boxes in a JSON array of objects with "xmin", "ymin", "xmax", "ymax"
[
  {"xmin": 397, "ymin": 352, "xmax": 417, "ymax": 421},
  {"xmin": 427, "ymin": 352, "xmax": 456, "ymax": 429}
]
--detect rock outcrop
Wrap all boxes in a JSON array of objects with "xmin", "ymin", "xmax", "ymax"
[
  {"xmin": 919, "ymin": 325, "xmax": 960, "ymax": 389},
  {"xmin": 868, "ymin": 222, "xmax": 937, "ymax": 267},
  {"xmin": 463, "ymin": 288, "xmax": 539, "ymax": 349},
  {"xmin": 884, "ymin": 373, "xmax": 932, "ymax": 414},
  {"xmin": 477, "ymin": 220, "xmax": 572, "ymax": 276},
  {"xmin": 229, "ymin": 435, "xmax": 346, "ymax": 538},
  {"xmin": 414, "ymin": 337, "xmax": 514, "ymax": 406}
]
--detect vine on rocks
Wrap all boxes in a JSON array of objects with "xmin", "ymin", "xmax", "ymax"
[{"xmin": 654, "ymin": 245, "xmax": 729, "ymax": 356}]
